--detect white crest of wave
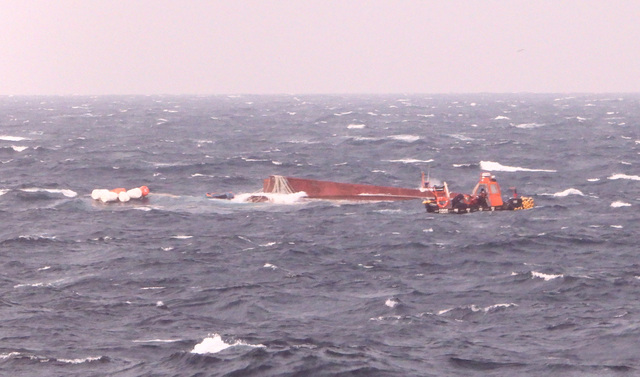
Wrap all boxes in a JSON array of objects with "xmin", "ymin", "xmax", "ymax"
[
  {"xmin": 0, "ymin": 352, "xmax": 102, "ymax": 364},
  {"xmin": 484, "ymin": 303, "xmax": 518, "ymax": 312},
  {"xmin": 388, "ymin": 134, "xmax": 420, "ymax": 142},
  {"xmin": 347, "ymin": 124, "xmax": 366, "ymax": 129},
  {"xmin": 20, "ymin": 188, "xmax": 78, "ymax": 197},
  {"xmin": 11, "ymin": 145, "xmax": 28, "ymax": 152},
  {"xmin": 513, "ymin": 123, "xmax": 545, "ymax": 129},
  {"xmin": 448, "ymin": 134, "xmax": 474, "ymax": 141},
  {"xmin": 57, "ymin": 356, "xmax": 103, "ymax": 364},
  {"xmin": 191, "ymin": 334, "xmax": 265, "ymax": 355},
  {"xmin": 0, "ymin": 189, "xmax": 9, "ymax": 196},
  {"xmin": 494, "ymin": 115, "xmax": 510, "ymax": 120},
  {"xmin": 437, "ymin": 303, "xmax": 517, "ymax": 315},
  {"xmin": 551, "ymin": 188, "xmax": 584, "ymax": 197},
  {"xmin": 480, "ymin": 161, "xmax": 557, "ymax": 173},
  {"xmin": 531, "ymin": 271, "xmax": 563, "ymax": 281},
  {"xmin": 386, "ymin": 158, "xmax": 434, "ymax": 164},
  {"xmin": 385, "ymin": 298, "xmax": 399, "ymax": 308},
  {"xmin": 610, "ymin": 201, "xmax": 631, "ymax": 208},
  {"xmin": 132, "ymin": 339, "xmax": 182, "ymax": 343},
  {"xmin": 608, "ymin": 173, "xmax": 640, "ymax": 181},
  {"xmin": 0, "ymin": 135, "xmax": 29, "ymax": 141}
]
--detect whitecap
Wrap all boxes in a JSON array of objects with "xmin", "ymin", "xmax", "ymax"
[
  {"xmin": 0, "ymin": 135, "xmax": 29, "ymax": 141},
  {"xmin": 610, "ymin": 201, "xmax": 631, "ymax": 208},
  {"xmin": 494, "ymin": 116, "xmax": 510, "ymax": 120},
  {"xmin": 334, "ymin": 111, "xmax": 353, "ymax": 116},
  {"xmin": 587, "ymin": 178, "xmax": 600, "ymax": 182},
  {"xmin": 550, "ymin": 188, "xmax": 584, "ymax": 197},
  {"xmin": 385, "ymin": 158, "xmax": 434, "ymax": 164},
  {"xmin": 388, "ymin": 135, "xmax": 420, "ymax": 142},
  {"xmin": 352, "ymin": 136, "xmax": 378, "ymax": 141},
  {"xmin": 608, "ymin": 173, "xmax": 640, "ymax": 181},
  {"xmin": 191, "ymin": 334, "xmax": 265, "ymax": 355},
  {"xmin": 611, "ymin": 225, "xmax": 624, "ymax": 228},
  {"xmin": 11, "ymin": 146, "xmax": 28, "ymax": 152},
  {"xmin": 57, "ymin": 356, "xmax": 103, "ymax": 364},
  {"xmin": 483, "ymin": 303, "xmax": 518, "ymax": 312},
  {"xmin": 513, "ymin": 123, "xmax": 545, "ymax": 129},
  {"xmin": 385, "ymin": 298, "xmax": 399, "ymax": 308},
  {"xmin": 347, "ymin": 124, "xmax": 366, "ymax": 129},
  {"xmin": 0, "ymin": 189, "xmax": 9, "ymax": 196},
  {"xmin": 170, "ymin": 235, "xmax": 193, "ymax": 239},
  {"xmin": 448, "ymin": 134, "xmax": 474, "ymax": 141},
  {"xmin": 437, "ymin": 308, "xmax": 453, "ymax": 315},
  {"xmin": 531, "ymin": 271, "xmax": 563, "ymax": 281},
  {"xmin": 20, "ymin": 188, "xmax": 78, "ymax": 198},
  {"xmin": 242, "ymin": 157, "xmax": 269, "ymax": 162},
  {"xmin": 263, "ymin": 263, "xmax": 277, "ymax": 269},
  {"xmin": 480, "ymin": 161, "xmax": 556, "ymax": 173}
]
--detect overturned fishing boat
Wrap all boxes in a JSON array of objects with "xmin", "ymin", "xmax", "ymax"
[
  {"xmin": 422, "ymin": 172, "xmax": 534, "ymax": 214},
  {"xmin": 261, "ymin": 175, "xmax": 434, "ymax": 201}
]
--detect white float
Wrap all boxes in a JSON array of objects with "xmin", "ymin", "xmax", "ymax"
[{"xmin": 92, "ymin": 186, "xmax": 149, "ymax": 203}]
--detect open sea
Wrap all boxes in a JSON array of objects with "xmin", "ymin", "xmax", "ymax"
[{"xmin": 1, "ymin": 94, "xmax": 639, "ymax": 376}]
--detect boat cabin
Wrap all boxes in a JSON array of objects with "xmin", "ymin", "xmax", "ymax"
[{"xmin": 471, "ymin": 173, "xmax": 503, "ymax": 207}]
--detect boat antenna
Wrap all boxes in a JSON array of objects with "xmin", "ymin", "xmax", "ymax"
[{"xmin": 421, "ymin": 165, "xmax": 431, "ymax": 188}]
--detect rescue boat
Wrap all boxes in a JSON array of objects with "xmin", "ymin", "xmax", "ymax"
[{"xmin": 422, "ymin": 172, "xmax": 534, "ymax": 214}]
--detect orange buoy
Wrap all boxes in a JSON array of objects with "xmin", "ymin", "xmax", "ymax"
[{"xmin": 140, "ymin": 186, "xmax": 150, "ymax": 197}]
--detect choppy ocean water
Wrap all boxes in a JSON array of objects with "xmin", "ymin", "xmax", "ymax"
[{"xmin": 0, "ymin": 94, "xmax": 639, "ymax": 376}]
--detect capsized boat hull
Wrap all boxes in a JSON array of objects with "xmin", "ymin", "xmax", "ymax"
[{"xmin": 262, "ymin": 175, "xmax": 434, "ymax": 201}]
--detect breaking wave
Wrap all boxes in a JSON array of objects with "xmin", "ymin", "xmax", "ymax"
[{"xmin": 480, "ymin": 161, "xmax": 557, "ymax": 172}]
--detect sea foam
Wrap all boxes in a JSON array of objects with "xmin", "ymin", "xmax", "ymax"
[
  {"xmin": 549, "ymin": 188, "xmax": 584, "ymax": 197},
  {"xmin": 0, "ymin": 135, "xmax": 29, "ymax": 141},
  {"xmin": 611, "ymin": 201, "xmax": 631, "ymax": 208},
  {"xmin": 608, "ymin": 173, "xmax": 640, "ymax": 181},
  {"xmin": 19, "ymin": 188, "xmax": 78, "ymax": 197},
  {"xmin": 191, "ymin": 334, "xmax": 265, "ymax": 354}
]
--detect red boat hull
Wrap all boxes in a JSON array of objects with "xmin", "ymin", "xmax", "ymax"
[{"xmin": 262, "ymin": 176, "xmax": 435, "ymax": 201}]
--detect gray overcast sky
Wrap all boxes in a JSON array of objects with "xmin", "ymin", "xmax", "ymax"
[{"xmin": 2, "ymin": 1, "xmax": 639, "ymax": 95}]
